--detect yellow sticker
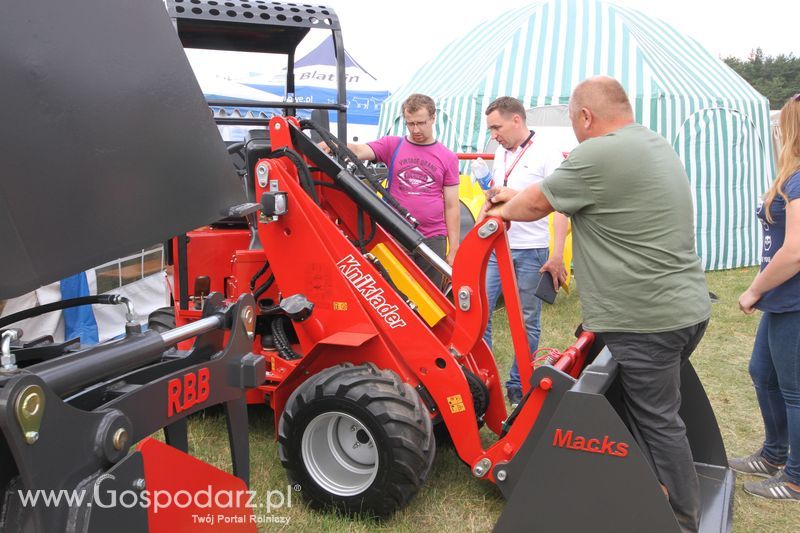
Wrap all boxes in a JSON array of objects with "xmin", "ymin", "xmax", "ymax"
[
  {"xmin": 333, "ymin": 301, "xmax": 348, "ymax": 311},
  {"xmin": 447, "ymin": 394, "xmax": 466, "ymax": 414}
]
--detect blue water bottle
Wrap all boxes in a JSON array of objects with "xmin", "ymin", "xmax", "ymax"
[{"xmin": 471, "ymin": 157, "xmax": 494, "ymax": 190}]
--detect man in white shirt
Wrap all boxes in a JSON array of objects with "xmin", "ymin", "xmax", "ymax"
[{"xmin": 482, "ymin": 96, "xmax": 569, "ymax": 406}]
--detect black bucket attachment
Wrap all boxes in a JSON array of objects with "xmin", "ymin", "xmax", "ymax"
[{"xmin": 494, "ymin": 348, "xmax": 734, "ymax": 533}]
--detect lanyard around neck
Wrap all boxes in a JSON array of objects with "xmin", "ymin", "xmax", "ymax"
[{"xmin": 503, "ymin": 131, "xmax": 535, "ymax": 186}]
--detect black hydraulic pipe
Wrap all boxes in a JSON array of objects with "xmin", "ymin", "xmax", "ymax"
[
  {"xmin": 0, "ymin": 295, "xmax": 126, "ymax": 330},
  {"xmin": 178, "ymin": 234, "xmax": 190, "ymax": 311},
  {"xmin": 300, "ymin": 120, "xmax": 384, "ymax": 190},
  {"xmin": 227, "ymin": 142, "xmax": 245, "ymax": 155},
  {"xmin": 26, "ymin": 314, "xmax": 225, "ymax": 398},
  {"xmin": 26, "ymin": 331, "xmax": 167, "ymax": 398},
  {"xmin": 214, "ymin": 117, "xmax": 272, "ymax": 126}
]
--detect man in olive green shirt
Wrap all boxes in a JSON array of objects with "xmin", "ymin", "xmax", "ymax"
[{"xmin": 483, "ymin": 76, "xmax": 710, "ymax": 532}]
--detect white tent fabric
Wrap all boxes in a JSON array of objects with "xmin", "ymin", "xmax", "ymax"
[{"xmin": 379, "ymin": 0, "xmax": 774, "ymax": 270}]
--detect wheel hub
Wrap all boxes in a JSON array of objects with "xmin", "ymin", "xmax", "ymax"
[{"xmin": 301, "ymin": 411, "xmax": 379, "ymax": 496}]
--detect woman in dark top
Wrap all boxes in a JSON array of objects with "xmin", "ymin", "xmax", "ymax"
[{"xmin": 728, "ymin": 94, "xmax": 800, "ymax": 501}]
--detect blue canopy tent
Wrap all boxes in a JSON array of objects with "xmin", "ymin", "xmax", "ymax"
[{"xmin": 242, "ymin": 35, "xmax": 391, "ymax": 141}]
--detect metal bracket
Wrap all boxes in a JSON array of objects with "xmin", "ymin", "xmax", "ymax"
[
  {"xmin": 256, "ymin": 162, "xmax": 270, "ymax": 188},
  {"xmin": 472, "ymin": 457, "xmax": 492, "ymax": 478},
  {"xmin": 457, "ymin": 287, "xmax": 472, "ymax": 311},
  {"xmin": 15, "ymin": 385, "xmax": 45, "ymax": 445},
  {"xmin": 477, "ymin": 219, "xmax": 499, "ymax": 239}
]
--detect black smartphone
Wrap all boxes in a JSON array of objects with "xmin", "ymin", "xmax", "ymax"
[{"xmin": 535, "ymin": 271, "xmax": 559, "ymax": 304}]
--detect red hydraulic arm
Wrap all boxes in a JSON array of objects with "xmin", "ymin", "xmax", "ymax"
[{"xmin": 213, "ymin": 116, "xmax": 596, "ymax": 485}]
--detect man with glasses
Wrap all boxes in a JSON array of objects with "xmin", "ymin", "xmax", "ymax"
[{"xmin": 343, "ymin": 93, "xmax": 460, "ymax": 288}]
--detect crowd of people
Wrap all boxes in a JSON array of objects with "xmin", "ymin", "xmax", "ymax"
[{"xmin": 341, "ymin": 81, "xmax": 800, "ymax": 531}]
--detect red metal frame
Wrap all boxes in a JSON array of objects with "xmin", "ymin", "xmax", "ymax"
[
  {"xmin": 139, "ymin": 438, "xmax": 256, "ymax": 532},
  {"xmin": 167, "ymin": 116, "xmax": 597, "ymax": 485}
]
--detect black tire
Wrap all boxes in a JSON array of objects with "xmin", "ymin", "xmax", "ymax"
[
  {"xmin": 148, "ymin": 306, "xmax": 177, "ymax": 354},
  {"xmin": 278, "ymin": 363, "xmax": 435, "ymax": 518},
  {"xmin": 147, "ymin": 306, "xmax": 175, "ymax": 333}
]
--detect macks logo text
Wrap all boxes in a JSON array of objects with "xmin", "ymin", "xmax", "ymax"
[{"xmin": 552, "ymin": 428, "xmax": 629, "ymax": 457}]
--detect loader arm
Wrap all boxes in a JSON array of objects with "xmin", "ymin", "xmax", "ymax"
[{"xmin": 259, "ymin": 116, "xmax": 574, "ymax": 467}]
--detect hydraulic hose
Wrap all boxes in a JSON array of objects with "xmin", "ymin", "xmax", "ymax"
[
  {"xmin": 271, "ymin": 317, "xmax": 302, "ymax": 360},
  {"xmin": 0, "ymin": 294, "xmax": 132, "ymax": 330},
  {"xmin": 301, "ymin": 119, "xmax": 375, "ymax": 183},
  {"xmin": 253, "ymin": 274, "xmax": 275, "ymax": 302},
  {"xmin": 265, "ymin": 148, "xmax": 319, "ymax": 204},
  {"xmin": 353, "ymin": 206, "xmax": 378, "ymax": 251},
  {"xmin": 250, "ymin": 261, "xmax": 271, "ymax": 291},
  {"xmin": 227, "ymin": 141, "xmax": 245, "ymax": 155}
]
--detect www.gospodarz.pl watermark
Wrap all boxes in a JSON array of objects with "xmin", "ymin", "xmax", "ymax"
[{"xmin": 16, "ymin": 474, "xmax": 297, "ymax": 525}]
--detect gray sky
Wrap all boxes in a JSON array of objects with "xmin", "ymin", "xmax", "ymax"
[{"xmin": 325, "ymin": 0, "xmax": 798, "ymax": 91}]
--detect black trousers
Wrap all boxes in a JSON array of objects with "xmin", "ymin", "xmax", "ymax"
[{"xmin": 601, "ymin": 319, "xmax": 709, "ymax": 533}]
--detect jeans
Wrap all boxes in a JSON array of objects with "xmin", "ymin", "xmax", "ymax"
[
  {"xmin": 602, "ymin": 320, "xmax": 709, "ymax": 533},
  {"xmin": 749, "ymin": 310, "xmax": 800, "ymax": 484},
  {"xmin": 483, "ymin": 247, "xmax": 548, "ymax": 393}
]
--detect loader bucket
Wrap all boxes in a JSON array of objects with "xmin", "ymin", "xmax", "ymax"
[
  {"xmin": 494, "ymin": 348, "xmax": 734, "ymax": 533},
  {"xmin": 0, "ymin": 0, "xmax": 245, "ymax": 300}
]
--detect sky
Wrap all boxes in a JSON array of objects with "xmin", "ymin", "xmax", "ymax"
[{"xmin": 319, "ymin": 0, "xmax": 798, "ymax": 91}]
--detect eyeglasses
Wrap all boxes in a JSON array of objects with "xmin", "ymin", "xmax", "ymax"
[{"xmin": 405, "ymin": 118, "xmax": 431, "ymax": 129}]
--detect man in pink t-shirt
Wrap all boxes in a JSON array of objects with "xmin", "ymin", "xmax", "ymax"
[{"xmin": 346, "ymin": 93, "xmax": 460, "ymax": 288}]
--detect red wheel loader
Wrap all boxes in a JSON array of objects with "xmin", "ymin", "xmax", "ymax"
[
  {"xmin": 0, "ymin": 1, "xmax": 736, "ymax": 531},
  {"xmin": 158, "ymin": 4, "xmax": 735, "ymax": 531}
]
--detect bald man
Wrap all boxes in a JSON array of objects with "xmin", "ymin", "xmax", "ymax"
[{"xmin": 483, "ymin": 76, "xmax": 710, "ymax": 532}]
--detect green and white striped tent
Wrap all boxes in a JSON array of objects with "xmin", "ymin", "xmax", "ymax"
[{"xmin": 378, "ymin": 0, "xmax": 774, "ymax": 270}]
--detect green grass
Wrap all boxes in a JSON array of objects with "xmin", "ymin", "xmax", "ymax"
[{"xmin": 186, "ymin": 268, "xmax": 800, "ymax": 532}]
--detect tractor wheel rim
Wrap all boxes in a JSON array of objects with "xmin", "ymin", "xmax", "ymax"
[{"xmin": 301, "ymin": 411, "xmax": 379, "ymax": 496}]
